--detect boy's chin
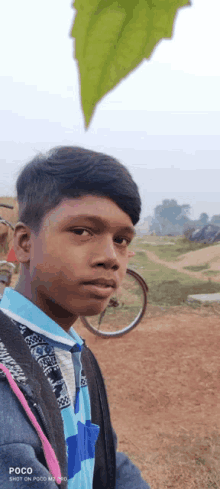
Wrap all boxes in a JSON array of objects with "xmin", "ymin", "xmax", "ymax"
[
  {"xmin": 76, "ymin": 300, "xmax": 110, "ymax": 317},
  {"xmin": 80, "ymin": 306, "xmax": 107, "ymax": 317},
  {"xmin": 46, "ymin": 294, "xmax": 110, "ymax": 318}
]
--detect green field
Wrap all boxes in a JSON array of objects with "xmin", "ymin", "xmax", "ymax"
[{"xmin": 128, "ymin": 236, "xmax": 220, "ymax": 307}]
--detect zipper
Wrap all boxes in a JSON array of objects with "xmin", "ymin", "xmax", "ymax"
[
  {"xmin": 18, "ymin": 383, "xmax": 52, "ymax": 443},
  {"xmin": 31, "ymin": 400, "xmax": 51, "ymax": 442}
]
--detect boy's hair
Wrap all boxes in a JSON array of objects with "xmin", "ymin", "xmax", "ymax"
[{"xmin": 16, "ymin": 146, "xmax": 141, "ymax": 234}]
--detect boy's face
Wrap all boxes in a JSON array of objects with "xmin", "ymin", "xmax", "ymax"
[{"xmin": 15, "ymin": 195, "xmax": 135, "ymax": 330}]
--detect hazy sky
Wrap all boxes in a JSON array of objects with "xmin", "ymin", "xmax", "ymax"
[{"xmin": 0, "ymin": 0, "xmax": 219, "ymax": 221}]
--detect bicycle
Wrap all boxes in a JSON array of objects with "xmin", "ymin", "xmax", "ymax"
[
  {"xmin": 0, "ymin": 204, "xmax": 16, "ymax": 296},
  {"xmin": 0, "ymin": 206, "xmax": 148, "ymax": 338}
]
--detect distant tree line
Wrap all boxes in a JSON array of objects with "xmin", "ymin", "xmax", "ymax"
[{"xmin": 140, "ymin": 199, "xmax": 220, "ymax": 237}]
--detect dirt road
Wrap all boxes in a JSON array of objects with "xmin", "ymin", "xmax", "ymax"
[{"xmin": 141, "ymin": 248, "xmax": 220, "ymax": 283}]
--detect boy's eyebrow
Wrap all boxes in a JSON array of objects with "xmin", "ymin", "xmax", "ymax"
[{"xmin": 62, "ymin": 215, "xmax": 136, "ymax": 237}]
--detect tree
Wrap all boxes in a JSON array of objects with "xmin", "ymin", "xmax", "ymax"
[
  {"xmin": 181, "ymin": 204, "xmax": 191, "ymax": 219},
  {"xmin": 149, "ymin": 199, "xmax": 191, "ymax": 235},
  {"xmin": 199, "ymin": 213, "xmax": 209, "ymax": 225},
  {"xmin": 71, "ymin": 0, "xmax": 191, "ymax": 128},
  {"xmin": 155, "ymin": 200, "xmax": 190, "ymax": 223},
  {"xmin": 149, "ymin": 217, "xmax": 162, "ymax": 236}
]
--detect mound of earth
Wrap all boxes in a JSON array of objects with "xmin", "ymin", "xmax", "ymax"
[{"xmin": 175, "ymin": 244, "xmax": 220, "ymax": 271}]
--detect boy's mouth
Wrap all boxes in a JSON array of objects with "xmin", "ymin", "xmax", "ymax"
[
  {"xmin": 83, "ymin": 278, "xmax": 117, "ymax": 288},
  {"xmin": 82, "ymin": 278, "xmax": 116, "ymax": 298}
]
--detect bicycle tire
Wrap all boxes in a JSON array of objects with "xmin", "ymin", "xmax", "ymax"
[
  {"xmin": 80, "ymin": 268, "xmax": 148, "ymax": 338},
  {"xmin": 0, "ymin": 219, "xmax": 14, "ymax": 230},
  {"xmin": 0, "ymin": 204, "xmax": 14, "ymax": 209}
]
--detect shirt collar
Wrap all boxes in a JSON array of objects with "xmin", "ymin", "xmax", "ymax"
[{"xmin": 0, "ymin": 287, "xmax": 83, "ymax": 349}]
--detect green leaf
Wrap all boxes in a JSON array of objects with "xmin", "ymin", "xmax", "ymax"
[{"xmin": 71, "ymin": 0, "xmax": 191, "ymax": 129}]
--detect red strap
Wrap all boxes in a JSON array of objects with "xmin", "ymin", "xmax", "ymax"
[
  {"xmin": 0, "ymin": 364, "xmax": 62, "ymax": 484},
  {"xmin": 6, "ymin": 247, "xmax": 19, "ymax": 263}
]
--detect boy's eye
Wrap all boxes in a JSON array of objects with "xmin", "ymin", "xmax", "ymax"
[
  {"xmin": 70, "ymin": 228, "xmax": 91, "ymax": 237},
  {"xmin": 115, "ymin": 237, "xmax": 131, "ymax": 246}
]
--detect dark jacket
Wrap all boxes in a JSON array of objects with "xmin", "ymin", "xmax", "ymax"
[{"xmin": 0, "ymin": 309, "xmax": 150, "ymax": 488}]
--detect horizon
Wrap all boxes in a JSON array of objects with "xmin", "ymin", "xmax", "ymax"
[{"xmin": 0, "ymin": 193, "xmax": 219, "ymax": 226}]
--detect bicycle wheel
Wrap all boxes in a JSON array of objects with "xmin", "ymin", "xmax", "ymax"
[{"xmin": 80, "ymin": 269, "xmax": 148, "ymax": 338}]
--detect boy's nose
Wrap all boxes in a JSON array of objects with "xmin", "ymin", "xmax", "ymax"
[{"xmin": 91, "ymin": 238, "xmax": 121, "ymax": 270}]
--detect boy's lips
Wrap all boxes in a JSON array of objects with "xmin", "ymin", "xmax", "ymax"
[
  {"xmin": 83, "ymin": 278, "xmax": 117, "ymax": 288},
  {"xmin": 81, "ymin": 278, "xmax": 117, "ymax": 298}
]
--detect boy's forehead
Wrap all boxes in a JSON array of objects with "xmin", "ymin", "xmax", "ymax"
[{"xmin": 47, "ymin": 195, "xmax": 134, "ymax": 231}]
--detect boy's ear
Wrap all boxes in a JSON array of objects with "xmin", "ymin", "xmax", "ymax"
[{"xmin": 13, "ymin": 222, "xmax": 31, "ymax": 264}]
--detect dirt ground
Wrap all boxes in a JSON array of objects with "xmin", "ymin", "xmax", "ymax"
[{"xmin": 74, "ymin": 303, "xmax": 220, "ymax": 488}]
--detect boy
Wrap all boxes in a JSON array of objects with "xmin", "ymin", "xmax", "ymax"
[{"xmin": 0, "ymin": 146, "xmax": 150, "ymax": 488}]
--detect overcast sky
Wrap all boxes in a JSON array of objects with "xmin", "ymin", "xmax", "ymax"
[{"xmin": 0, "ymin": 0, "xmax": 219, "ymax": 221}]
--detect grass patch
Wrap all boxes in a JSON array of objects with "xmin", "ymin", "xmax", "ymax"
[
  {"xmin": 148, "ymin": 280, "xmax": 220, "ymax": 307},
  {"xmin": 134, "ymin": 236, "xmax": 217, "ymax": 262},
  {"xmin": 128, "ymin": 250, "xmax": 220, "ymax": 307},
  {"xmin": 183, "ymin": 263, "xmax": 210, "ymax": 272},
  {"xmin": 203, "ymin": 270, "xmax": 220, "ymax": 277}
]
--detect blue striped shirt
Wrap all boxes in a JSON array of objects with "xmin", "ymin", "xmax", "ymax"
[{"xmin": 0, "ymin": 287, "xmax": 100, "ymax": 488}]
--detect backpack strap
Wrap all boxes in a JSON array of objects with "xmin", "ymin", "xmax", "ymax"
[{"xmin": 81, "ymin": 342, "xmax": 116, "ymax": 489}]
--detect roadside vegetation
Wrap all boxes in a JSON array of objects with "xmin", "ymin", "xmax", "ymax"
[
  {"xmin": 203, "ymin": 270, "xmax": 220, "ymax": 277},
  {"xmin": 183, "ymin": 263, "xmax": 210, "ymax": 272}
]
